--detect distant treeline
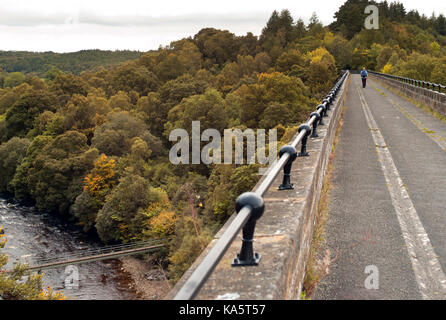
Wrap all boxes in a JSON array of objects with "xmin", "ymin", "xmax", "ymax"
[{"xmin": 0, "ymin": 50, "xmax": 143, "ymax": 76}]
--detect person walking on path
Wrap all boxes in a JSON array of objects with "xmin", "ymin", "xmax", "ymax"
[{"xmin": 361, "ymin": 67, "xmax": 368, "ymax": 88}]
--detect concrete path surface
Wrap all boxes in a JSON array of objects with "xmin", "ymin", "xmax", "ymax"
[{"xmin": 314, "ymin": 74, "xmax": 446, "ymax": 300}]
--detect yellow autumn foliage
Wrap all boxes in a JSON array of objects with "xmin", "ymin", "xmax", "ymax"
[
  {"xmin": 83, "ymin": 154, "xmax": 116, "ymax": 196},
  {"xmin": 381, "ymin": 63, "xmax": 393, "ymax": 74},
  {"xmin": 308, "ymin": 47, "xmax": 336, "ymax": 65},
  {"xmin": 149, "ymin": 210, "xmax": 177, "ymax": 237}
]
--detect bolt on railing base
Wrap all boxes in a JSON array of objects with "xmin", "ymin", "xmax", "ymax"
[
  {"xmin": 232, "ymin": 252, "xmax": 261, "ymax": 267},
  {"xmin": 278, "ymin": 178, "xmax": 294, "ymax": 190}
]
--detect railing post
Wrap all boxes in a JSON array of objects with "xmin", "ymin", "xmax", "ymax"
[
  {"xmin": 323, "ymin": 97, "xmax": 331, "ymax": 111},
  {"xmin": 277, "ymin": 145, "xmax": 298, "ymax": 191},
  {"xmin": 232, "ymin": 193, "xmax": 265, "ymax": 267},
  {"xmin": 310, "ymin": 112, "xmax": 321, "ymax": 138},
  {"xmin": 321, "ymin": 103, "xmax": 328, "ymax": 117},
  {"xmin": 298, "ymin": 124, "xmax": 311, "ymax": 157},
  {"xmin": 317, "ymin": 105, "xmax": 326, "ymax": 125}
]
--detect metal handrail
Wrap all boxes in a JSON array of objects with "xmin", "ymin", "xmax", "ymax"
[
  {"xmin": 369, "ymin": 71, "xmax": 446, "ymax": 94},
  {"xmin": 173, "ymin": 71, "xmax": 349, "ymax": 300}
]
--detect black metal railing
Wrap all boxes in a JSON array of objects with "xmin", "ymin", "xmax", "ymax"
[
  {"xmin": 369, "ymin": 71, "xmax": 446, "ymax": 94},
  {"xmin": 173, "ymin": 71, "xmax": 349, "ymax": 300}
]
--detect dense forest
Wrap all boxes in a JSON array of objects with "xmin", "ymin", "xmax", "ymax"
[
  {"xmin": 1, "ymin": 0, "xmax": 446, "ymax": 291},
  {"xmin": 0, "ymin": 50, "xmax": 143, "ymax": 76}
]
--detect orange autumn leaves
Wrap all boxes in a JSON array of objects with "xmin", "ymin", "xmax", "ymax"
[{"xmin": 83, "ymin": 154, "xmax": 117, "ymax": 197}]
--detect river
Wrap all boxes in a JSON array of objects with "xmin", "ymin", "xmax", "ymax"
[{"xmin": 0, "ymin": 196, "xmax": 139, "ymax": 300}]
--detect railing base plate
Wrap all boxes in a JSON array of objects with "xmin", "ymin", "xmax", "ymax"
[
  {"xmin": 232, "ymin": 253, "xmax": 261, "ymax": 267},
  {"xmin": 278, "ymin": 184, "xmax": 294, "ymax": 191}
]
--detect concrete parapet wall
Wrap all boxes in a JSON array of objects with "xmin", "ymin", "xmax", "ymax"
[
  {"xmin": 166, "ymin": 74, "xmax": 350, "ymax": 300},
  {"xmin": 370, "ymin": 74, "xmax": 446, "ymax": 117}
]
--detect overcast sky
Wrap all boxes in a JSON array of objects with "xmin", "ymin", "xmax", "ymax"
[{"xmin": 0, "ymin": 0, "xmax": 445, "ymax": 53}]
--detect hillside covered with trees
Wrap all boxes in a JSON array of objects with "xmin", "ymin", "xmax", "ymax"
[
  {"xmin": 1, "ymin": 0, "xmax": 446, "ymax": 286},
  {"xmin": 0, "ymin": 50, "xmax": 143, "ymax": 77}
]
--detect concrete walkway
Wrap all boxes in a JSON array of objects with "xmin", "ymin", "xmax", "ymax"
[{"xmin": 314, "ymin": 74, "xmax": 446, "ymax": 300}]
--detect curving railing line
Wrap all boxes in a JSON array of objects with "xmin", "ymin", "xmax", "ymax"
[
  {"xmin": 173, "ymin": 71, "xmax": 350, "ymax": 300},
  {"xmin": 369, "ymin": 71, "xmax": 446, "ymax": 94}
]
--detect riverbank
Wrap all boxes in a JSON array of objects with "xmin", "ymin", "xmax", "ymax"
[
  {"xmin": 120, "ymin": 256, "xmax": 171, "ymax": 300},
  {"xmin": 0, "ymin": 197, "xmax": 139, "ymax": 300},
  {"xmin": 1, "ymin": 195, "xmax": 170, "ymax": 300}
]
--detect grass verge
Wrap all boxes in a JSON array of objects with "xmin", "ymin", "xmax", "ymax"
[{"xmin": 301, "ymin": 78, "xmax": 349, "ymax": 299}]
